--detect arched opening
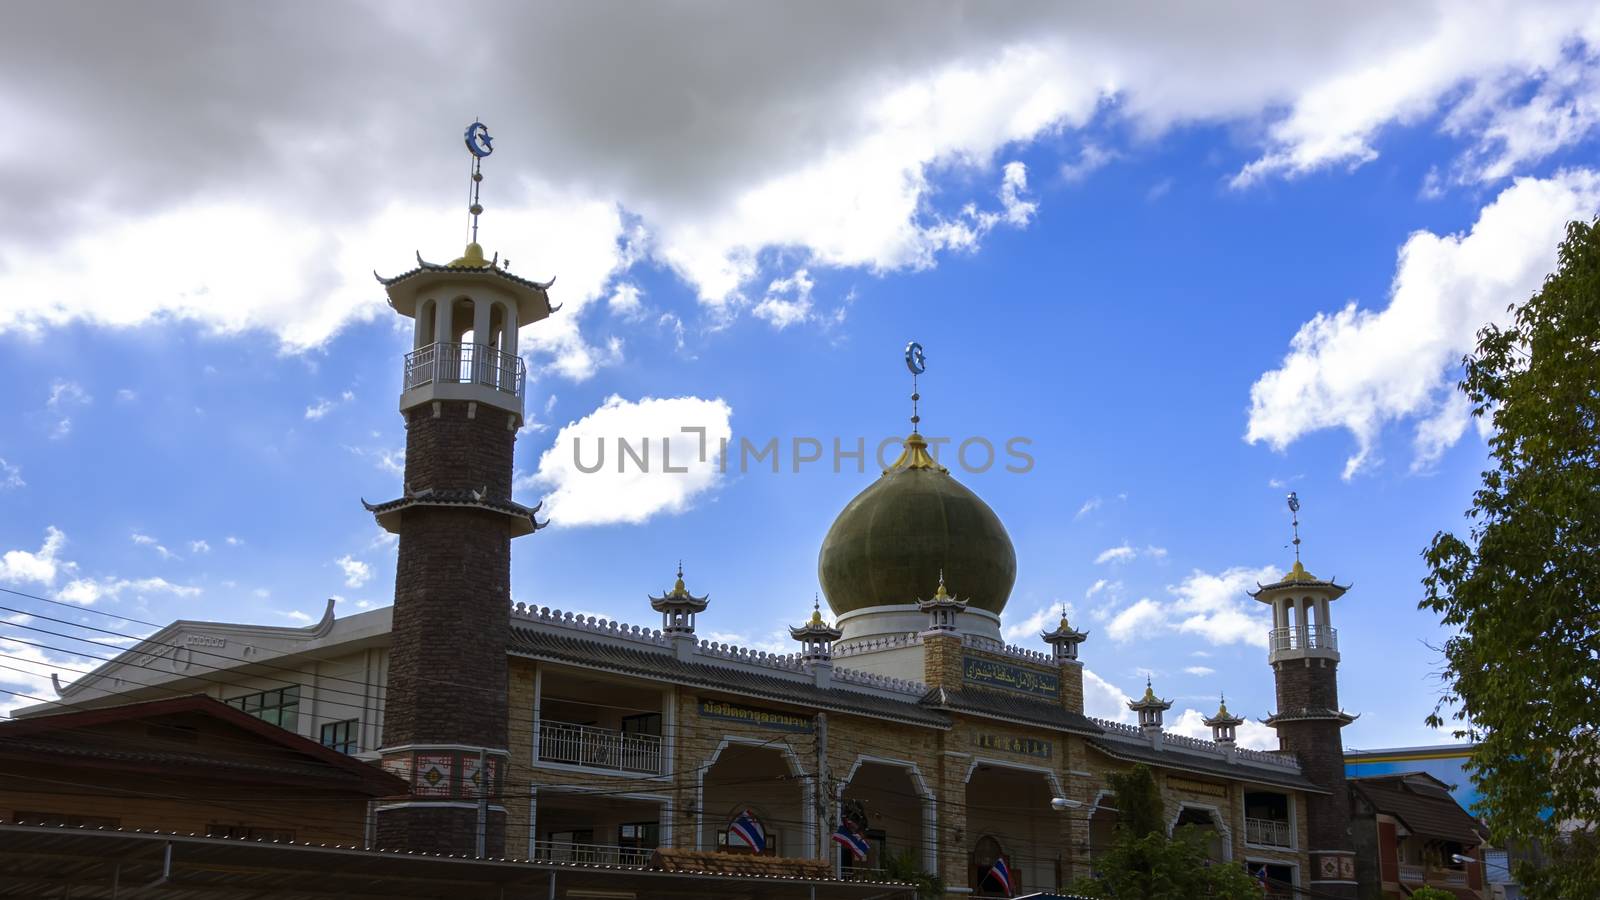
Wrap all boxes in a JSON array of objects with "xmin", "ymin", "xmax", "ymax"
[
  {"xmin": 700, "ymin": 742, "xmax": 806, "ymax": 858},
  {"xmin": 1173, "ymin": 805, "xmax": 1229, "ymax": 861},
  {"xmin": 837, "ymin": 760, "xmax": 931, "ymax": 878},
  {"xmin": 415, "ymin": 298, "xmax": 436, "ymax": 348},
  {"xmin": 972, "ymin": 834, "xmax": 1011, "ymax": 896},
  {"xmin": 966, "ymin": 763, "xmax": 1059, "ymax": 895}
]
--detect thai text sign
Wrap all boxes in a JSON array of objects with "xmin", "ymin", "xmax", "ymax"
[
  {"xmin": 699, "ymin": 699, "xmax": 813, "ymax": 732},
  {"xmin": 963, "ymin": 656, "xmax": 1059, "ymax": 697}
]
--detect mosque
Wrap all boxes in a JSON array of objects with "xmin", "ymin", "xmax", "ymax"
[{"xmin": 10, "ymin": 125, "xmax": 1375, "ymax": 899}]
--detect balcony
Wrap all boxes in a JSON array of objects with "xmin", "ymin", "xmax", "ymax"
[
  {"xmin": 1245, "ymin": 817, "xmax": 1294, "ymax": 849},
  {"xmin": 1398, "ymin": 862, "xmax": 1425, "ymax": 883},
  {"xmin": 531, "ymin": 839, "xmax": 653, "ymax": 868},
  {"xmin": 401, "ymin": 341, "xmax": 525, "ymax": 416},
  {"xmin": 1268, "ymin": 624, "xmax": 1338, "ymax": 658},
  {"xmin": 537, "ymin": 720, "xmax": 663, "ymax": 775}
]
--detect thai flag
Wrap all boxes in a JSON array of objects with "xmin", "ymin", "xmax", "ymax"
[
  {"xmin": 728, "ymin": 809, "xmax": 766, "ymax": 854},
  {"xmin": 831, "ymin": 824, "xmax": 870, "ymax": 861},
  {"xmin": 1255, "ymin": 865, "xmax": 1269, "ymax": 892},
  {"xmin": 985, "ymin": 855, "xmax": 1012, "ymax": 895}
]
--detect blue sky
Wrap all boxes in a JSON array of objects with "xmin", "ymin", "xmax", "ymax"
[{"xmin": 3, "ymin": 3, "xmax": 1599, "ymax": 749}]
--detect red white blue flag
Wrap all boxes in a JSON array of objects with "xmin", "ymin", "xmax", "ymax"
[
  {"xmin": 831, "ymin": 824, "xmax": 870, "ymax": 861},
  {"xmin": 985, "ymin": 855, "xmax": 1012, "ymax": 895},
  {"xmin": 728, "ymin": 809, "xmax": 766, "ymax": 854}
]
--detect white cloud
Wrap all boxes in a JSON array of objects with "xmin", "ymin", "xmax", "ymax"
[
  {"xmin": 280, "ymin": 610, "xmax": 313, "ymax": 624},
  {"xmin": 1184, "ymin": 665, "xmax": 1216, "ymax": 676},
  {"xmin": 188, "ymin": 539, "xmax": 211, "ymax": 554},
  {"xmin": 1002, "ymin": 603, "xmax": 1072, "ymax": 642},
  {"xmin": 56, "ymin": 576, "xmax": 201, "ymax": 606},
  {"xmin": 305, "ymin": 390, "xmax": 355, "ymax": 421},
  {"xmin": 1084, "ymin": 578, "xmax": 1117, "ymax": 600},
  {"xmin": 607, "ymin": 282, "xmax": 644, "ymax": 319},
  {"xmin": 335, "ymin": 555, "xmax": 373, "ymax": 589},
  {"xmin": 45, "ymin": 380, "xmax": 90, "ymax": 439},
  {"xmin": 1106, "ymin": 597, "xmax": 1164, "ymax": 643},
  {"xmin": 1061, "ymin": 144, "xmax": 1117, "ymax": 183},
  {"xmin": 0, "ymin": 526, "xmax": 69, "ymax": 585},
  {"xmin": 1083, "ymin": 668, "xmax": 1134, "ymax": 724},
  {"xmin": 1075, "ymin": 497, "xmax": 1102, "ymax": 519},
  {"xmin": 224, "ymin": 536, "xmax": 243, "ymax": 547},
  {"xmin": 1247, "ymin": 170, "xmax": 1600, "ymax": 477},
  {"xmin": 1168, "ymin": 708, "xmax": 1279, "ymax": 751},
  {"xmin": 752, "ymin": 269, "xmax": 816, "ymax": 330},
  {"xmin": 527, "ymin": 394, "xmax": 733, "ymax": 527},
  {"xmin": 0, "ymin": 457, "xmax": 22, "ymax": 490},
  {"xmin": 1095, "ymin": 544, "xmax": 1137, "ymax": 565},
  {"xmin": 130, "ymin": 532, "xmax": 178, "ymax": 560},
  {"xmin": 1166, "ymin": 565, "xmax": 1281, "ymax": 647}
]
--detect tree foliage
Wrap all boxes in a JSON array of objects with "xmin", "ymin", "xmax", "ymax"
[
  {"xmin": 879, "ymin": 847, "xmax": 944, "ymax": 899},
  {"xmin": 1408, "ymin": 887, "xmax": 1458, "ymax": 900},
  {"xmin": 1069, "ymin": 764, "xmax": 1263, "ymax": 900},
  {"xmin": 1420, "ymin": 218, "xmax": 1600, "ymax": 899}
]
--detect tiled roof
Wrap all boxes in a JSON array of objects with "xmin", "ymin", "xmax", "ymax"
[
  {"xmin": 507, "ymin": 627, "xmax": 951, "ymax": 728},
  {"xmin": 376, "ymin": 253, "xmax": 556, "ymax": 293},
  {"xmin": 1350, "ymin": 774, "xmax": 1486, "ymax": 845},
  {"xmin": 364, "ymin": 490, "xmax": 546, "ymax": 536},
  {"xmin": 919, "ymin": 686, "xmax": 1100, "ymax": 734},
  {"xmin": 1086, "ymin": 737, "xmax": 1325, "ymax": 794}
]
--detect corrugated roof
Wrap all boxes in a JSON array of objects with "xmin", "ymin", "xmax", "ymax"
[{"xmin": 507, "ymin": 627, "xmax": 951, "ymax": 728}]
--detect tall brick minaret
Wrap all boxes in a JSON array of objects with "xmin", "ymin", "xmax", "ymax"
[
  {"xmin": 1254, "ymin": 493, "xmax": 1357, "ymax": 898},
  {"xmin": 365, "ymin": 121, "xmax": 554, "ymax": 856}
]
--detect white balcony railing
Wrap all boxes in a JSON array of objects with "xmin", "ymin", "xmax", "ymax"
[
  {"xmin": 1427, "ymin": 867, "xmax": 1468, "ymax": 886},
  {"xmin": 537, "ymin": 720, "xmax": 663, "ymax": 775},
  {"xmin": 1268, "ymin": 624, "xmax": 1338, "ymax": 654},
  {"xmin": 531, "ymin": 840, "xmax": 653, "ymax": 868},
  {"xmin": 1244, "ymin": 817, "xmax": 1293, "ymax": 848},
  {"xmin": 403, "ymin": 341, "xmax": 525, "ymax": 402},
  {"xmin": 1398, "ymin": 862, "xmax": 1425, "ymax": 883}
]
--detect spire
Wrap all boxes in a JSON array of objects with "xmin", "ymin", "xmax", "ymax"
[
  {"xmin": 1128, "ymin": 677, "xmax": 1173, "ymax": 735},
  {"xmin": 1041, "ymin": 601, "xmax": 1089, "ymax": 662},
  {"xmin": 464, "ymin": 120, "xmax": 493, "ymax": 246},
  {"xmin": 904, "ymin": 341, "xmax": 926, "ymax": 434},
  {"xmin": 918, "ymin": 568, "xmax": 968, "ymax": 634},
  {"xmin": 1287, "ymin": 490, "xmax": 1301, "ymax": 565}
]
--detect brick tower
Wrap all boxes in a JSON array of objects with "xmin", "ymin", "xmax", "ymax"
[
  {"xmin": 366, "ymin": 122, "xmax": 554, "ymax": 856},
  {"xmin": 1254, "ymin": 493, "xmax": 1357, "ymax": 898}
]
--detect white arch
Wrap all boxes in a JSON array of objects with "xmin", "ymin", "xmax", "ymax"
[
  {"xmin": 1168, "ymin": 801, "xmax": 1234, "ymax": 861},
  {"xmin": 963, "ymin": 756, "xmax": 1066, "ymax": 799},
  {"xmin": 836, "ymin": 754, "xmax": 938, "ymax": 874},
  {"xmin": 695, "ymin": 735, "xmax": 815, "ymax": 856}
]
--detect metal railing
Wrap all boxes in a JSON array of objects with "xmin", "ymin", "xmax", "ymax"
[
  {"xmin": 1398, "ymin": 862, "xmax": 1425, "ymax": 883},
  {"xmin": 537, "ymin": 720, "xmax": 663, "ymax": 775},
  {"xmin": 403, "ymin": 341, "xmax": 525, "ymax": 399},
  {"xmin": 1268, "ymin": 624, "xmax": 1338, "ymax": 653},
  {"xmin": 530, "ymin": 840, "xmax": 653, "ymax": 868},
  {"xmin": 841, "ymin": 867, "xmax": 890, "ymax": 882},
  {"xmin": 1427, "ymin": 867, "xmax": 1468, "ymax": 886},
  {"xmin": 1244, "ymin": 817, "xmax": 1293, "ymax": 848}
]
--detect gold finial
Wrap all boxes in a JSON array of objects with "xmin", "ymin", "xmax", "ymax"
[
  {"xmin": 810, "ymin": 594, "xmax": 824, "ymax": 626},
  {"xmin": 1059, "ymin": 602, "xmax": 1071, "ymax": 629},
  {"xmin": 672, "ymin": 561, "xmax": 686, "ymax": 596},
  {"xmin": 1217, "ymin": 693, "xmax": 1229, "ymax": 716},
  {"xmin": 887, "ymin": 432, "xmax": 948, "ymax": 472},
  {"xmin": 1143, "ymin": 677, "xmax": 1156, "ymax": 702},
  {"xmin": 933, "ymin": 569, "xmax": 951, "ymax": 601}
]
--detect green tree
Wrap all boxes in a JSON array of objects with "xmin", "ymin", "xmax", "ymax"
[
  {"xmin": 879, "ymin": 848, "xmax": 944, "ymax": 899},
  {"xmin": 1421, "ymin": 218, "xmax": 1600, "ymax": 899},
  {"xmin": 1069, "ymin": 764, "xmax": 1263, "ymax": 900},
  {"xmin": 1409, "ymin": 887, "xmax": 1457, "ymax": 900}
]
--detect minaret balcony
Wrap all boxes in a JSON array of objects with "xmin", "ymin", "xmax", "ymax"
[
  {"xmin": 401, "ymin": 341, "xmax": 525, "ymax": 420},
  {"xmin": 1267, "ymin": 624, "xmax": 1339, "ymax": 663}
]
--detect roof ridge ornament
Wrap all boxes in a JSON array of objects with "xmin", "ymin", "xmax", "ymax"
[{"xmin": 904, "ymin": 341, "xmax": 926, "ymax": 434}]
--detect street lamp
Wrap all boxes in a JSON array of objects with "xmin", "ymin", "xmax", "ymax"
[
  {"xmin": 1053, "ymin": 798, "xmax": 1117, "ymax": 812},
  {"xmin": 1453, "ymin": 853, "xmax": 1512, "ymax": 874}
]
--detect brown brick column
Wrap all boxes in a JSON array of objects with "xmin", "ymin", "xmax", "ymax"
[
  {"xmin": 375, "ymin": 403, "xmax": 517, "ymax": 857},
  {"xmin": 1273, "ymin": 658, "xmax": 1357, "ymax": 898}
]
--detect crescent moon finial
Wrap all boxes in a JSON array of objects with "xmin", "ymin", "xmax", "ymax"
[{"xmin": 904, "ymin": 341, "xmax": 926, "ymax": 434}]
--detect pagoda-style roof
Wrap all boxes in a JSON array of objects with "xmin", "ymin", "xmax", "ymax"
[
  {"xmin": 649, "ymin": 567, "xmax": 709, "ymax": 613},
  {"xmin": 363, "ymin": 488, "xmax": 547, "ymax": 537},
  {"xmin": 916, "ymin": 574, "xmax": 968, "ymax": 612},
  {"xmin": 1249, "ymin": 560, "xmax": 1349, "ymax": 599},
  {"xmin": 1263, "ymin": 707, "xmax": 1358, "ymax": 727},
  {"xmin": 1041, "ymin": 611, "xmax": 1088, "ymax": 646},
  {"xmin": 789, "ymin": 603, "xmax": 843, "ymax": 642},
  {"xmin": 1128, "ymin": 680, "xmax": 1173, "ymax": 713},
  {"xmin": 1203, "ymin": 696, "xmax": 1245, "ymax": 729},
  {"xmin": 375, "ymin": 243, "xmax": 559, "ymax": 325}
]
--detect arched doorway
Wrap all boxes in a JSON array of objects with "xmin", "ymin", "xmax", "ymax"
[
  {"xmin": 965, "ymin": 762, "xmax": 1061, "ymax": 895},
  {"xmin": 1173, "ymin": 805, "xmax": 1230, "ymax": 861},
  {"xmin": 837, "ymin": 759, "xmax": 933, "ymax": 877},
  {"xmin": 699, "ymin": 740, "xmax": 809, "ymax": 857}
]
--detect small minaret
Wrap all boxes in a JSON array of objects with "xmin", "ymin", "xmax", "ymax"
[
  {"xmin": 1203, "ymin": 694, "xmax": 1245, "ymax": 760},
  {"xmin": 1128, "ymin": 678, "xmax": 1172, "ymax": 747},
  {"xmin": 649, "ymin": 563, "xmax": 709, "ymax": 661},
  {"xmin": 918, "ymin": 571, "xmax": 967, "ymax": 635},
  {"xmin": 367, "ymin": 121, "xmax": 554, "ymax": 857},
  {"xmin": 790, "ymin": 596, "xmax": 844, "ymax": 687},
  {"xmin": 1041, "ymin": 606, "xmax": 1088, "ymax": 714},
  {"xmin": 1253, "ymin": 493, "xmax": 1358, "ymax": 898}
]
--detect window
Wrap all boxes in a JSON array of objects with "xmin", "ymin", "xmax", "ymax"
[
  {"xmin": 618, "ymin": 821, "xmax": 660, "ymax": 850},
  {"xmin": 620, "ymin": 713, "xmax": 662, "ymax": 737},
  {"xmin": 207, "ymin": 824, "xmax": 294, "ymax": 842},
  {"xmin": 320, "ymin": 718, "xmax": 359, "ymax": 755},
  {"xmin": 224, "ymin": 686, "xmax": 299, "ymax": 730},
  {"xmin": 15, "ymin": 811, "xmax": 119, "ymax": 828}
]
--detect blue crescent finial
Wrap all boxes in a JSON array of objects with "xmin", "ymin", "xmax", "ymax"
[{"xmin": 465, "ymin": 121, "xmax": 494, "ymax": 158}]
